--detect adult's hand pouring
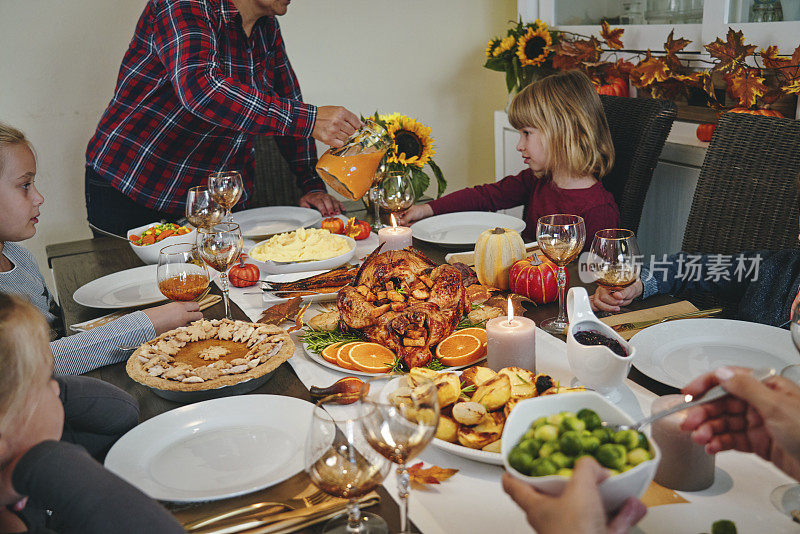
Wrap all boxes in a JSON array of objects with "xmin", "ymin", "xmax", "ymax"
[{"xmin": 312, "ymin": 106, "xmax": 363, "ymax": 148}]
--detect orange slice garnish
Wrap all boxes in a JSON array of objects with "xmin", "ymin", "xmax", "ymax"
[
  {"xmin": 454, "ymin": 327, "xmax": 487, "ymax": 349},
  {"xmin": 347, "ymin": 343, "xmax": 396, "ymax": 373},
  {"xmin": 436, "ymin": 333, "xmax": 485, "ymax": 367},
  {"xmin": 321, "ymin": 342, "xmax": 344, "ymax": 364},
  {"xmin": 336, "ymin": 342, "xmax": 363, "ymax": 371}
]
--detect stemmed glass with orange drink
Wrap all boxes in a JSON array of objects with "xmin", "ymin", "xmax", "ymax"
[
  {"xmin": 197, "ymin": 223, "xmax": 243, "ymax": 319},
  {"xmin": 157, "ymin": 243, "xmax": 210, "ymax": 302}
]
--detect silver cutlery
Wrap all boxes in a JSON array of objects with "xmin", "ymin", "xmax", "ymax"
[{"xmin": 610, "ymin": 307, "xmax": 723, "ymax": 333}]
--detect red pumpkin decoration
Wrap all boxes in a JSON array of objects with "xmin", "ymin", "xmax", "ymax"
[
  {"xmin": 728, "ymin": 107, "xmax": 783, "ymax": 118},
  {"xmin": 229, "ymin": 257, "xmax": 260, "ymax": 287},
  {"xmin": 696, "ymin": 123, "xmax": 716, "ymax": 142},
  {"xmin": 508, "ymin": 253, "xmax": 562, "ymax": 304},
  {"xmin": 595, "ymin": 77, "xmax": 628, "ymax": 97}
]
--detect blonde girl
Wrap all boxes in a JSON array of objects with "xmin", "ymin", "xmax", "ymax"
[
  {"xmin": 0, "ymin": 122, "xmax": 202, "ymax": 375},
  {"xmin": 398, "ymin": 70, "xmax": 620, "ymax": 248}
]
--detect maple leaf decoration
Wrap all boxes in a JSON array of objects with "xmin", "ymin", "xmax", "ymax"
[
  {"xmin": 259, "ymin": 296, "xmax": 302, "ymax": 325},
  {"xmin": 288, "ymin": 301, "xmax": 312, "ymax": 333},
  {"xmin": 551, "ymin": 38, "xmax": 601, "ymax": 71},
  {"xmin": 728, "ymin": 68, "xmax": 769, "ymax": 108},
  {"xmin": 630, "ymin": 52, "xmax": 670, "ymax": 88},
  {"xmin": 407, "ymin": 462, "xmax": 458, "ymax": 487},
  {"xmin": 762, "ymin": 45, "xmax": 800, "ymax": 91},
  {"xmin": 663, "ymin": 30, "xmax": 691, "ymax": 71},
  {"xmin": 705, "ymin": 28, "xmax": 756, "ymax": 78},
  {"xmin": 600, "ymin": 21, "xmax": 624, "ymax": 50}
]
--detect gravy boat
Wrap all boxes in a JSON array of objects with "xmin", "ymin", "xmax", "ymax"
[{"xmin": 566, "ymin": 287, "xmax": 634, "ymax": 403}]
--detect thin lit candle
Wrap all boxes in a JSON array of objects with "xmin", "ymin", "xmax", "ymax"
[
  {"xmin": 485, "ymin": 297, "xmax": 537, "ymax": 372},
  {"xmin": 377, "ymin": 214, "xmax": 413, "ymax": 251}
]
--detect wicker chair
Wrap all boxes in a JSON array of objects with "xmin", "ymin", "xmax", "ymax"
[
  {"xmin": 679, "ymin": 112, "xmax": 800, "ymax": 311},
  {"xmin": 599, "ymin": 95, "xmax": 677, "ymax": 232},
  {"xmin": 249, "ymin": 136, "xmax": 305, "ymax": 207}
]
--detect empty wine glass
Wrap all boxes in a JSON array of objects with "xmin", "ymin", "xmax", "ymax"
[
  {"xmin": 379, "ymin": 169, "xmax": 415, "ymax": 223},
  {"xmin": 359, "ymin": 377, "xmax": 439, "ymax": 534},
  {"xmin": 536, "ymin": 214, "xmax": 586, "ymax": 335},
  {"xmin": 208, "ymin": 171, "xmax": 243, "ymax": 222},
  {"xmin": 197, "ymin": 222, "xmax": 243, "ymax": 319},
  {"xmin": 588, "ymin": 229, "xmax": 642, "ymax": 294},
  {"xmin": 305, "ymin": 396, "xmax": 391, "ymax": 534},
  {"xmin": 185, "ymin": 186, "xmax": 225, "ymax": 229},
  {"xmin": 157, "ymin": 243, "xmax": 210, "ymax": 302}
]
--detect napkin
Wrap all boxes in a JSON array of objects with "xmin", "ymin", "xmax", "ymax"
[
  {"xmin": 70, "ymin": 294, "xmax": 222, "ymax": 332},
  {"xmin": 641, "ymin": 481, "xmax": 689, "ymax": 507},
  {"xmin": 599, "ymin": 301, "xmax": 699, "ymax": 340}
]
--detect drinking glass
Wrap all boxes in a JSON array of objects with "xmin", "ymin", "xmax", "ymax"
[
  {"xmin": 359, "ymin": 377, "xmax": 439, "ymax": 534},
  {"xmin": 157, "ymin": 243, "xmax": 210, "ymax": 301},
  {"xmin": 378, "ymin": 169, "xmax": 415, "ymax": 223},
  {"xmin": 536, "ymin": 214, "xmax": 586, "ymax": 335},
  {"xmin": 368, "ymin": 155, "xmax": 389, "ymax": 231},
  {"xmin": 185, "ymin": 186, "xmax": 225, "ymax": 229},
  {"xmin": 208, "ymin": 171, "xmax": 244, "ymax": 222},
  {"xmin": 305, "ymin": 396, "xmax": 391, "ymax": 534},
  {"xmin": 197, "ymin": 223, "xmax": 243, "ymax": 319},
  {"xmin": 588, "ymin": 229, "xmax": 642, "ymax": 294}
]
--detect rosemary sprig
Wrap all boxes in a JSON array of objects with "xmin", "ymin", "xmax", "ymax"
[
  {"xmin": 387, "ymin": 355, "xmax": 447, "ymax": 373},
  {"xmin": 461, "ymin": 385, "xmax": 476, "ymax": 395},
  {"xmin": 301, "ymin": 328, "xmax": 362, "ymax": 354},
  {"xmin": 456, "ymin": 316, "xmax": 484, "ymax": 329}
]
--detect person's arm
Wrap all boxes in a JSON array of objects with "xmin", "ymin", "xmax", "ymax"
[
  {"xmin": 151, "ymin": 1, "xmax": 315, "ymax": 138},
  {"xmin": 427, "ymin": 169, "xmax": 534, "ymax": 215},
  {"xmin": 12, "ymin": 441, "xmax": 184, "ymax": 534}
]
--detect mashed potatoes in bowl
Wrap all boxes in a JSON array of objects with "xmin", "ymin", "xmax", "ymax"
[{"xmin": 248, "ymin": 228, "xmax": 356, "ymax": 274}]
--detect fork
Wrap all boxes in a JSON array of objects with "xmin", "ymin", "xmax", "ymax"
[
  {"xmin": 610, "ymin": 307, "xmax": 723, "ymax": 333},
  {"xmin": 183, "ymin": 489, "xmax": 330, "ymax": 531}
]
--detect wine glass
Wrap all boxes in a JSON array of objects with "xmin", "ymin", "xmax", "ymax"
[
  {"xmin": 359, "ymin": 377, "xmax": 439, "ymax": 534},
  {"xmin": 305, "ymin": 396, "xmax": 391, "ymax": 534},
  {"xmin": 197, "ymin": 222, "xmax": 243, "ymax": 319},
  {"xmin": 157, "ymin": 243, "xmax": 210, "ymax": 301},
  {"xmin": 770, "ymin": 300, "xmax": 800, "ymax": 517},
  {"xmin": 185, "ymin": 186, "xmax": 225, "ymax": 229},
  {"xmin": 536, "ymin": 214, "xmax": 586, "ymax": 335},
  {"xmin": 378, "ymin": 169, "xmax": 415, "ymax": 224},
  {"xmin": 588, "ymin": 228, "xmax": 642, "ymax": 296},
  {"xmin": 208, "ymin": 171, "xmax": 244, "ymax": 222}
]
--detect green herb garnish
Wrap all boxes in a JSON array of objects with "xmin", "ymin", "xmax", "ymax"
[
  {"xmin": 301, "ymin": 328, "xmax": 363, "ymax": 354},
  {"xmin": 461, "ymin": 385, "xmax": 477, "ymax": 395}
]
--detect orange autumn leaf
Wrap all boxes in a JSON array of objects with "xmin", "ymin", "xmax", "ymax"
[
  {"xmin": 705, "ymin": 28, "xmax": 755, "ymax": 77},
  {"xmin": 288, "ymin": 301, "xmax": 312, "ymax": 333},
  {"xmin": 630, "ymin": 53, "xmax": 670, "ymax": 88},
  {"xmin": 407, "ymin": 462, "xmax": 458, "ymax": 486},
  {"xmin": 551, "ymin": 38, "xmax": 601, "ymax": 71},
  {"xmin": 763, "ymin": 45, "xmax": 800, "ymax": 90},
  {"xmin": 259, "ymin": 296, "xmax": 302, "ymax": 325},
  {"xmin": 761, "ymin": 45, "xmax": 790, "ymax": 69},
  {"xmin": 600, "ymin": 21, "xmax": 624, "ymax": 50},
  {"xmin": 664, "ymin": 30, "xmax": 691, "ymax": 70},
  {"xmin": 728, "ymin": 68, "xmax": 768, "ymax": 108},
  {"xmin": 485, "ymin": 293, "xmax": 530, "ymax": 316}
]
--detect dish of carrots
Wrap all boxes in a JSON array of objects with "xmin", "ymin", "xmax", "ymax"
[{"xmin": 128, "ymin": 223, "xmax": 193, "ymax": 246}]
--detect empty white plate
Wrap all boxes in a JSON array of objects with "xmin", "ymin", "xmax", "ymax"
[
  {"xmin": 630, "ymin": 319, "xmax": 797, "ymax": 388},
  {"xmin": 73, "ymin": 265, "xmax": 166, "ymax": 309},
  {"xmin": 232, "ymin": 206, "xmax": 322, "ymax": 241},
  {"xmin": 105, "ymin": 395, "xmax": 314, "ymax": 502},
  {"xmin": 410, "ymin": 212, "xmax": 526, "ymax": 248}
]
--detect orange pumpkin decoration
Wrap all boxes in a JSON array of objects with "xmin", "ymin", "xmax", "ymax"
[
  {"xmin": 229, "ymin": 256, "xmax": 260, "ymax": 287},
  {"xmin": 595, "ymin": 77, "xmax": 628, "ymax": 97},
  {"xmin": 696, "ymin": 123, "xmax": 716, "ymax": 142},
  {"xmin": 728, "ymin": 107, "xmax": 783, "ymax": 118},
  {"xmin": 508, "ymin": 253, "xmax": 562, "ymax": 304}
]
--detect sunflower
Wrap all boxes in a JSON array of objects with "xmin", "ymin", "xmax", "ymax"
[
  {"xmin": 516, "ymin": 26, "xmax": 552, "ymax": 67},
  {"xmin": 386, "ymin": 116, "xmax": 436, "ymax": 168},
  {"xmin": 493, "ymin": 36, "xmax": 516, "ymax": 57},
  {"xmin": 485, "ymin": 38, "xmax": 500, "ymax": 58}
]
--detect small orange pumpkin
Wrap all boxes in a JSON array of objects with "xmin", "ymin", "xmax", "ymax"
[
  {"xmin": 508, "ymin": 253, "xmax": 562, "ymax": 304},
  {"xmin": 595, "ymin": 77, "xmax": 629, "ymax": 97},
  {"xmin": 229, "ymin": 256, "xmax": 260, "ymax": 287},
  {"xmin": 696, "ymin": 123, "xmax": 716, "ymax": 142}
]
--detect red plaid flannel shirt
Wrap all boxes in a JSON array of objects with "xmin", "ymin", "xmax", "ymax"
[{"xmin": 86, "ymin": 0, "xmax": 323, "ymax": 215}]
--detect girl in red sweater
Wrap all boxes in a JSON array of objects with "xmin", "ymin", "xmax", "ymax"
[{"xmin": 398, "ymin": 70, "xmax": 619, "ymax": 248}]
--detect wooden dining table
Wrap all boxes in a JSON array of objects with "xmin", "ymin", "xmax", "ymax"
[{"xmin": 45, "ymin": 204, "xmax": 681, "ymax": 532}]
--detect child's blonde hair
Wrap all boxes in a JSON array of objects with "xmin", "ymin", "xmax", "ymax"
[
  {"xmin": 0, "ymin": 293, "xmax": 53, "ymax": 431},
  {"xmin": 0, "ymin": 122, "xmax": 31, "ymax": 175},
  {"xmin": 508, "ymin": 70, "xmax": 614, "ymax": 179}
]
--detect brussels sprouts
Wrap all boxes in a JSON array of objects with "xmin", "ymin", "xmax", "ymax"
[
  {"xmin": 546, "ymin": 413, "xmax": 565, "ymax": 427},
  {"xmin": 636, "ymin": 431, "xmax": 650, "ymax": 450},
  {"xmin": 711, "ymin": 520, "xmax": 737, "ymax": 534},
  {"xmin": 613, "ymin": 429, "xmax": 641, "ymax": 451},
  {"xmin": 558, "ymin": 430, "xmax": 584, "ymax": 456},
  {"xmin": 627, "ymin": 447, "xmax": 652, "ymax": 466},
  {"xmin": 559, "ymin": 415, "xmax": 587, "ymax": 434},
  {"xmin": 508, "ymin": 447, "xmax": 536, "ymax": 475},
  {"xmin": 580, "ymin": 435, "xmax": 601, "ymax": 454},
  {"xmin": 576, "ymin": 408, "xmax": 603, "ymax": 431},
  {"xmin": 549, "ymin": 452, "xmax": 574, "ymax": 469},
  {"xmin": 556, "ymin": 467, "xmax": 573, "ymax": 477},
  {"xmin": 534, "ymin": 424, "xmax": 559, "ymax": 442},
  {"xmin": 529, "ymin": 457, "xmax": 558, "ymax": 477},
  {"xmin": 538, "ymin": 442, "xmax": 559, "ymax": 458},
  {"xmin": 592, "ymin": 427, "xmax": 614, "ymax": 444},
  {"xmin": 531, "ymin": 416, "xmax": 548, "ymax": 429},
  {"xmin": 522, "ymin": 428, "xmax": 537, "ymax": 440},
  {"xmin": 596, "ymin": 443, "xmax": 627, "ymax": 470},
  {"xmin": 518, "ymin": 438, "xmax": 542, "ymax": 457}
]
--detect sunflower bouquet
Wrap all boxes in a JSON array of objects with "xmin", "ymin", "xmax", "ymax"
[
  {"xmin": 369, "ymin": 112, "xmax": 446, "ymax": 201},
  {"xmin": 485, "ymin": 19, "xmax": 557, "ymax": 94}
]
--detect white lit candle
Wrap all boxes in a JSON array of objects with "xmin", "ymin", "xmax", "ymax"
[
  {"xmin": 378, "ymin": 214, "xmax": 413, "ymax": 251},
  {"xmin": 485, "ymin": 297, "xmax": 536, "ymax": 372},
  {"xmin": 651, "ymin": 394, "xmax": 715, "ymax": 491}
]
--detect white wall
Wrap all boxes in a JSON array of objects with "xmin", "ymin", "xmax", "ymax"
[{"xmin": 0, "ymin": 0, "xmax": 515, "ymax": 278}]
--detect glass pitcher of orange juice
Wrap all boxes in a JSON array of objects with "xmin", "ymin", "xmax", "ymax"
[{"xmin": 315, "ymin": 119, "xmax": 391, "ymax": 201}]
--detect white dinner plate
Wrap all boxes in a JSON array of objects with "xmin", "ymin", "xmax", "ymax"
[
  {"xmin": 232, "ymin": 206, "xmax": 322, "ymax": 241},
  {"xmin": 262, "ymin": 270, "xmax": 341, "ymax": 304},
  {"xmin": 104, "ymin": 395, "xmax": 314, "ymax": 502},
  {"xmin": 410, "ymin": 212, "xmax": 526, "ymax": 249},
  {"xmin": 73, "ymin": 265, "xmax": 166, "ymax": 309},
  {"xmin": 630, "ymin": 319, "xmax": 797, "ymax": 389}
]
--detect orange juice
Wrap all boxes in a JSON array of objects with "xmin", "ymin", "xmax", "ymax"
[{"xmin": 316, "ymin": 148, "xmax": 387, "ymax": 201}]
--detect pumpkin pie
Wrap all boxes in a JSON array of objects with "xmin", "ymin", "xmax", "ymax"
[{"xmin": 126, "ymin": 319, "xmax": 294, "ymax": 392}]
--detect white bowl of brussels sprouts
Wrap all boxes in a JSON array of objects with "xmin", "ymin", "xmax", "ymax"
[{"xmin": 501, "ymin": 391, "xmax": 660, "ymax": 512}]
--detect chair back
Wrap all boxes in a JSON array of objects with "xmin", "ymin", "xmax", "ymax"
[
  {"xmin": 250, "ymin": 136, "xmax": 304, "ymax": 207},
  {"xmin": 681, "ymin": 112, "xmax": 800, "ymax": 255},
  {"xmin": 599, "ymin": 95, "xmax": 677, "ymax": 232}
]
